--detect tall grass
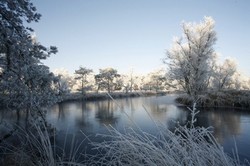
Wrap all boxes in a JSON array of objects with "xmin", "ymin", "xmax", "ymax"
[
  {"xmin": 88, "ymin": 103, "xmax": 248, "ymax": 166},
  {"xmin": 0, "ymin": 118, "xmax": 86, "ymax": 166},
  {"xmin": 1, "ymin": 104, "xmax": 249, "ymax": 165}
]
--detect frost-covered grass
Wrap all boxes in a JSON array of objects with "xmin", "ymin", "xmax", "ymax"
[
  {"xmin": 0, "ymin": 119, "xmax": 86, "ymax": 166},
  {"xmin": 1, "ymin": 104, "xmax": 249, "ymax": 165},
  {"xmin": 88, "ymin": 105, "xmax": 247, "ymax": 166},
  {"xmin": 176, "ymin": 90, "xmax": 250, "ymax": 109}
]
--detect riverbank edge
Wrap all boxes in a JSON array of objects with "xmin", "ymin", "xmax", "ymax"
[
  {"xmin": 59, "ymin": 91, "xmax": 170, "ymax": 103},
  {"xmin": 175, "ymin": 90, "xmax": 250, "ymax": 109}
]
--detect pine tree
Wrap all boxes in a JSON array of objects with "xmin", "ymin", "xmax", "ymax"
[{"xmin": 0, "ymin": 0, "xmax": 58, "ymax": 113}]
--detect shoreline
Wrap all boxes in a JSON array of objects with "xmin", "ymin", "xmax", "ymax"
[
  {"xmin": 59, "ymin": 90, "xmax": 250, "ymax": 110},
  {"xmin": 175, "ymin": 90, "xmax": 250, "ymax": 110},
  {"xmin": 58, "ymin": 91, "xmax": 170, "ymax": 103}
]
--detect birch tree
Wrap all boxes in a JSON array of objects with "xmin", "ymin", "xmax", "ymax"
[{"xmin": 164, "ymin": 16, "xmax": 217, "ymax": 100}]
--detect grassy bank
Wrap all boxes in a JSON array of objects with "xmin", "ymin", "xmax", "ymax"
[{"xmin": 176, "ymin": 90, "xmax": 250, "ymax": 109}]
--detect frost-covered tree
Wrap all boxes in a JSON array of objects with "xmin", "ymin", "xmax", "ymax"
[
  {"xmin": 0, "ymin": 0, "xmax": 40, "ymax": 71},
  {"xmin": 164, "ymin": 16, "xmax": 217, "ymax": 100},
  {"xmin": 113, "ymin": 77, "xmax": 123, "ymax": 91},
  {"xmin": 138, "ymin": 70, "xmax": 169, "ymax": 92},
  {"xmin": 149, "ymin": 69, "xmax": 167, "ymax": 92},
  {"xmin": 74, "ymin": 67, "xmax": 93, "ymax": 95},
  {"xmin": 212, "ymin": 58, "xmax": 237, "ymax": 90},
  {"xmin": 118, "ymin": 75, "xmax": 130, "ymax": 93},
  {"xmin": 0, "ymin": 0, "xmax": 58, "ymax": 113},
  {"xmin": 226, "ymin": 71, "xmax": 250, "ymax": 90},
  {"xmin": 53, "ymin": 69, "xmax": 73, "ymax": 95},
  {"xmin": 125, "ymin": 69, "xmax": 137, "ymax": 92},
  {"xmin": 95, "ymin": 68, "xmax": 120, "ymax": 93},
  {"xmin": 119, "ymin": 72, "xmax": 140, "ymax": 93}
]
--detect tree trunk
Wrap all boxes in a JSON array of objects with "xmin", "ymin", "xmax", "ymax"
[
  {"xmin": 6, "ymin": 44, "xmax": 11, "ymax": 71},
  {"xmin": 108, "ymin": 80, "xmax": 110, "ymax": 93}
]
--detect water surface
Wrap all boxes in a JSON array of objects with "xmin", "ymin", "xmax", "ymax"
[
  {"xmin": 1, "ymin": 95, "xmax": 249, "ymax": 162},
  {"xmin": 46, "ymin": 95, "xmax": 250, "ymax": 161}
]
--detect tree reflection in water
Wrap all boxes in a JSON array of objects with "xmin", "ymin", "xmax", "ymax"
[
  {"xmin": 95, "ymin": 100, "xmax": 118, "ymax": 125},
  {"xmin": 1, "ymin": 95, "xmax": 250, "ymax": 162},
  {"xmin": 195, "ymin": 108, "xmax": 242, "ymax": 144},
  {"xmin": 58, "ymin": 103, "xmax": 65, "ymax": 121}
]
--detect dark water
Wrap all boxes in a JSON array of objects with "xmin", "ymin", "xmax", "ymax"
[
  {"xmin": 1, "ymin": 95, "xmax": 250, "ymax": 162},
  {"xmin": 46, "ymin": 95, "xmax": 250, "ymax": 162}
]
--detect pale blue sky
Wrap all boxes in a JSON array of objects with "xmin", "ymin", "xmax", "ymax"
[{"xmin": 31, "ymin": 0, "xmax": 250, "ymax": 75}]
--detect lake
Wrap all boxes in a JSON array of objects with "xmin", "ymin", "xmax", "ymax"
[{"xmin": 46, "ymin": 95, "xmax": 250, "ymax": 162}]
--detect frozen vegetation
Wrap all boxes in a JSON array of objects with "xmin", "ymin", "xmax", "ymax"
[
  {"xmin": 176, "ymin": 90, "xmax": 250, "ymax": 108},
  {"xmin": 51, "ymin": 17, "xmax": 250, "ymax": 109},
  {"xmin": 1, "ymin": 0, "xmax": 250, "ymax": 165},
  {"xmin": 1, "ymin": 105, "xmax": 249, "ymax": 165}
]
